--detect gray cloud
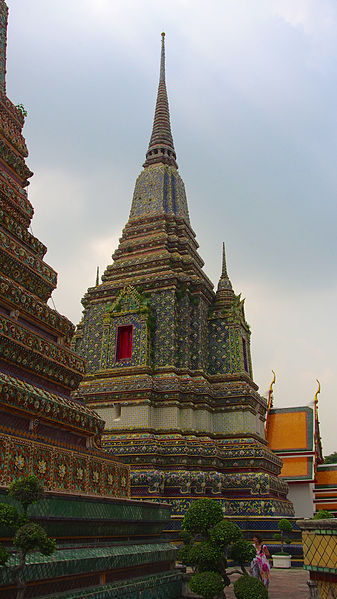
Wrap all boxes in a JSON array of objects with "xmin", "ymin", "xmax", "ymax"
[{"xmin": 6, "ymin": 0, "xmax": 337, "ymax": 454}]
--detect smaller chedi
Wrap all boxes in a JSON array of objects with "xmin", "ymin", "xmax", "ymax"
[
  {"xmin": 74, "ymin": 33, "xmax": 294, "ymax": 524},
  {"xmin": 0, "ymin": 4, "xmax": 179, "ymax": 598}
]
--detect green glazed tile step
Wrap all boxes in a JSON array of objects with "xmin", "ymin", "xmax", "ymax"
[
  {"xmin": 38, "ymin": 571, "xmax": 182, "ymax": 599},
  {"xmin": 0, "ymin": 543, "xmax": 177, "ymax": 585},
  {"xmin": 0, "ymin": 491, "xmax": 171, "ymax": 523}
]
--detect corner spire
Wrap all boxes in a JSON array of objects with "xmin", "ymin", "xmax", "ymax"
[
  {"xmin": 217, "ymin": 243, "xmax": 233, "ymax": 292},
  {"xmin": 221, "ymin": 242, "xmax": 229, "ymax": 278},
  {"xmin": 143, "ymin": 33, "xmax": 178, "ymax": 169},
  {"xmin": 0, "ymin": 1, "xmax": 8, "ymax": 94}
]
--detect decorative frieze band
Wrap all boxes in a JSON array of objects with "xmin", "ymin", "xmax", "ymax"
[{"xmin": 0, "ymin": 432, "xmax": 130, "ymax": 499}]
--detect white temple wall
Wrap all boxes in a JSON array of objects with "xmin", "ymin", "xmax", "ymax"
[{"xmin": 287, "ymin": 482, "xmax": 314, "ymax": 518}]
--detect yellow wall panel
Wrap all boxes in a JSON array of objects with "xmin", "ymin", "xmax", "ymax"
[
  {"xmin": 316, "ymin": 502, "xmax": 337, "ymax": 511},
  {"xmin": 281, "ymin": 456, "xmax": 309, "ymax": 477},
  {"xmin": 268, "ymin": 411, "xmax": 308, "ymax": 450},
  {"xmin": 316, "ymin": 470, "xmax": 337, "ymax": 485}
]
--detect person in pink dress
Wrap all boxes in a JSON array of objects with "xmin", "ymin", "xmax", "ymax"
[{"xmin": 251, "ymin": 534, "xmax": 271, "ymax": 588}]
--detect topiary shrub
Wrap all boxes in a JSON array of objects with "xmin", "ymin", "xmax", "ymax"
[
  {"xmin": 273, "ymin": 518, "xmax": 293, "ymax": 554},
  {"xmin": 182, "ymin": 498, "xmax": 223, "ymax": 534},
  {"xmin": 234, "ymin": 574, "xmax": 268, "ymax": 599},
  {"xmin": 178, "ymin": 543, "xmax": 193, "ymax": 565},
  {"xmin": 278, "ymin": 518, "xmax": 293, "ymax": 533},
  {"xmin": 190, "ymin": 571, "xmax": 224, "ymax": 599},
  {"xmin": 230, "ymin": 539, "xmax": 256, "ymax": 566},
  {"xmin": 0, "ymin": 475, "xmax": 56, "ymax": 599},
  {"xmin": 179, "ymin": 529, "xmax": 192, "ymax": 544},
  {"xmin": 14, "ymin": 522, "xmax": 56, "ymax": 556},
  {"xmin": 210, "ymin": 520, "xmax": 242, "ymax": 547},
  {"xmin": 313, "ymin": 509, "xmax": 333, "ymax": 519},
  {"xmin": 9, "ymin": 475, "xmax": 44, "ymax": 514},
  {"xmin": 188, "ymin": 541, "xmax": 223, "ymax": 571},
  {"xmin": 179, "ymin": 499, "xmax": 266, "ymax": 598}
]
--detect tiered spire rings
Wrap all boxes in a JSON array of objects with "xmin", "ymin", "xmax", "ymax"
[{"xmin": 143, "ymin": 33, "xmax": 178, "ymax": 169}]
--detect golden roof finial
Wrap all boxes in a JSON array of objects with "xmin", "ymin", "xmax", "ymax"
[
  {"xmin": 314, "ymin": 379, "xmax": 320, "ymax": 430},
  {"xmin": 314, "ymin": 379, "xmax": 321, "ymax": 405},
  {"xmin": 314, "ymin": 379, "xmax": 323, "ymax": 467},
  {"xmin": 269, "ymin": 370, "xmax": 276, "ymax": 397},
  {"xmin": 265, "ymin": 370, "xmax": 276, "ymax": 436}
]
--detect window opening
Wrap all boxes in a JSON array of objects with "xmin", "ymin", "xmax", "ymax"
[
  {"xmin": 116, "ymin": 325, "xmax": 133, "ymax": 360},
  {"xmin": 242, "ymin": 337, "xmax": 249, "ymax": 372}
]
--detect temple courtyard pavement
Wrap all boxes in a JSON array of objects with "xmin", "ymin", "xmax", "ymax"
[{"xmin": 224, "ymin": 568, "xmax": 310, "ymax": 599}]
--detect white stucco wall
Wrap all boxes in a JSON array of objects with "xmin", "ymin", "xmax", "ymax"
[{"xmin": 287, "ymin": 482, "xmax": 314, "ymax": 518}]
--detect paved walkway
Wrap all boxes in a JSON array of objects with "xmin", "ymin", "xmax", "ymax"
[{"xmin": 224, "ymin": 568, "xmax": 310, "ymax": 598}]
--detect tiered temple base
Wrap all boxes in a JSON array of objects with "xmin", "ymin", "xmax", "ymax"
[
  {"xmin": 0, "ymin": 490, "xmax": 180, "ymax": 599},
  {"xmin": 102, "ymin": 431, "xmax": 294, "ymax": 522}
]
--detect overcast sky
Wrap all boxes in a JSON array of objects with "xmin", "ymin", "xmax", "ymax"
[{"xmin": 5, "ymin": 0, "xmax": 337, "ymax": 455}]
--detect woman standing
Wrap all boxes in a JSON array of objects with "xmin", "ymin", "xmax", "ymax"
[{"xmin": 251, "ymin": 534, "xmax": 271, "ymax": 588}]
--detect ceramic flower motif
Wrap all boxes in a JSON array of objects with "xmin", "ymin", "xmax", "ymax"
[
  {"xmin": 58, "ymin": 464, "xmax": 66, "ymax": 479},
  {"xmin": 37, "ymin": 459, "xmax": 47, "ymax": 474},
  {"xmin": 15, "ymin": 454, "xmax": 24, "ymax": 470}
]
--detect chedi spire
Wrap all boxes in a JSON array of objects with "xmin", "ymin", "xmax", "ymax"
[
  {"xmin": 143, "ymin": 33, "xmax": 178, "ymax": 169},
  {"xmin": 0, "ymin": 1, "xmax": 8, "ymax": 94},
  {"xmin": 217, "ymin": 242, "xmax": 233, "ymax": 292}
]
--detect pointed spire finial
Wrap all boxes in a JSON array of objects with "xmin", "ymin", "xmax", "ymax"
[
  {"xmin": 160, "ymin": 32, "xmax": 165, "ymax": 81},
  {"xmin": 217, "ymin": 242, "xmax": 232, "ymax": 292},
  {"xmin": 0, "ymin": 1, "xmax": 8, "ymax": 94},
  {"xmin": 95, "ymin": 266, "xmax": 100, "ymax": 287},
  {"xmin": 143, "ymin": 33, "xmax": 178, "ymax": 169},
  {"xmin": 222, "ymin": 242, "xmax": 228, "ymax": 277}
]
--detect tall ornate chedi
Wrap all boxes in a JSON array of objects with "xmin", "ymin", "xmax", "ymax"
[
  {"xmin": 75, "ymin": 33, "xmax": 293, "ymax": 521},
  {"xmin": 0, "ymin": 7, "xmax": 179, "ymax": 598}
]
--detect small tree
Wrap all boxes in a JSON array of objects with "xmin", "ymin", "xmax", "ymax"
[
  {"xmin": 313, "ymin": 509, "xmax": 333, "ymax": 519},
  {"xmin": 0, "ymin": 475, "xmax": 56, "ymax": 599},
  {"xmin": 324, "ymin": 452, "xmax": 337, "ymax": 464},
  {"xmin": 273, "ymin": 518, "xmax": 293, "ymax": 555},
  {"xmin": 234, "ymin": 575, "xmax": 268, "ymax": 599},
  {"xmin": 178, "ymin": 498, "xmax": 266, "ymax": 599}
]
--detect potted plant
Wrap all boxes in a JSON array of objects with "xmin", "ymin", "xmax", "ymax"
[
  {"xmin": 313, "ymin": 509, "xmax": 333, "ymax": 519},
  {"xmin": 272, "ymin": 518, "xmax": 293, "ymax": 568}
]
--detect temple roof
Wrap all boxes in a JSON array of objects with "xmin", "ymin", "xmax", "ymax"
[
  {"xmin": 0, "ymin": 372, "xmax": 104, "ymax": 436},
  {"xmin": 143, "ymin": 33, "xmax": 178, "ymax": 169}
]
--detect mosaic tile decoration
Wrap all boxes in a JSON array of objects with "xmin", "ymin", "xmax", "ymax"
[
  {"xmin": 0, "ymin": 543, "xmax": 176, "ymax": 585},
  {"xmin": 316, "ymin": 580, "xmax": 337, "ymax": 599},
  {"xmin": 37, "ymin": 571, "xmax": 182, "ymax": 599},
  {"xmin": 302, "ymin": 530, "xmax": 337, "ymax": 572},
  {"xmin": 0, "ymin": 15, "xmax": 184, "ymax": 599},
  {"xmin": 0, "ymin": 487, "xmax": 172, "ymax": 542},
  {"xmin": 0, "ymin": 372, "xmax": 102, "ymax": 435},
  {"xmin": 71, "ymin": 33, "xmax": 295, "ymax": 519},
  {"xmin": 0, "ymin": 431, "xmax": 130, "ymax": 498}
]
